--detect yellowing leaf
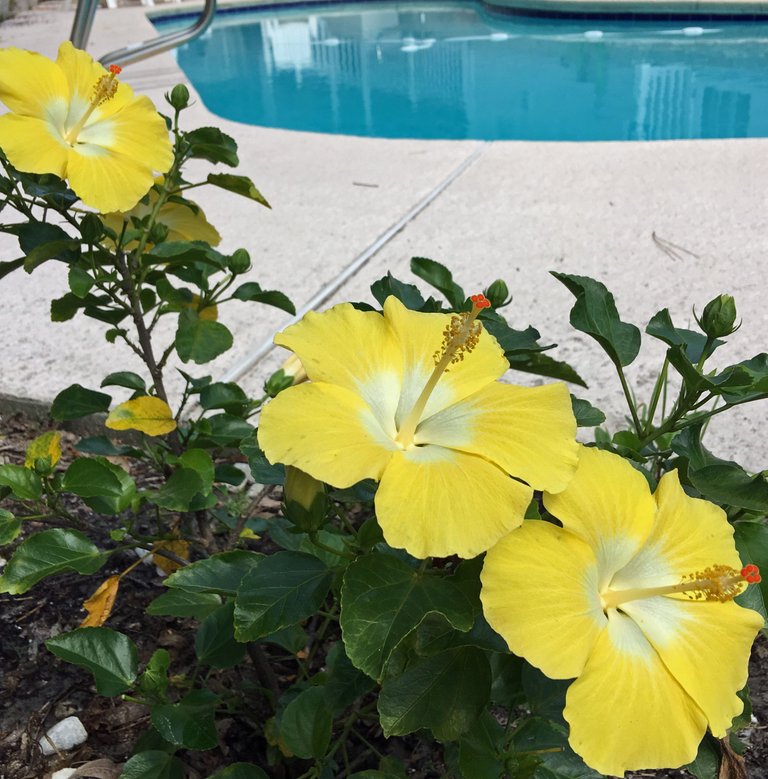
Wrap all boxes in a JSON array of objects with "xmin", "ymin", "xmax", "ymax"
[
  {"xmin": 189, "ymin": 294, "xmax": 218, "ymax": 321},
  {"xmin": 153, "ymin": 539, "xmax": 190, "ymax": 575},
  {"xmin": 106, "ymin": 397, "xmax": 177, "ymax": 436},
  {"xmin": 24, "ymin": 430, "xmax": 62, "ymax": 469},
  {"xmin": 239, "ymin": 528, "xmax": 261, "ymax": 540},
  {"xmin": 80, "ymin": 575, "xmax": 120, "ymax": 627}
]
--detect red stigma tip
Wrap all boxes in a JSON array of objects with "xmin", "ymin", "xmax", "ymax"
[
  {"xmin": 470, "ymin": 293, "xmax": 491, "ymax": 309},
  {"xmin": 741, "ymin": 564, "xmax": 761, "ymax": 584},
  {"xmin": 109, "ymin": 64, "xmax": 122, "ymax": 75}
]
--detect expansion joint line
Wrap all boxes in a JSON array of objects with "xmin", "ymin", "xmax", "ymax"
[{"xmin": 220, "ymin": 141, "xmax": 491, "ymax": 385}]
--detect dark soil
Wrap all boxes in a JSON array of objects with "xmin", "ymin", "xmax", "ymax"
[{"xmin": 1, "ymin": 411, "xmax": 767, "ymax": 779}]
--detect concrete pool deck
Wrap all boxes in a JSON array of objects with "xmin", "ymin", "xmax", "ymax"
[{"xmin": 0, "ymin": 1, "xmax": 766, "ymax": 469}]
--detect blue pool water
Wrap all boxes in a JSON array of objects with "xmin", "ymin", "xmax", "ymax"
[{"xmin": 154, "ymin": 1, "xmax": 768, "ymax": 140}]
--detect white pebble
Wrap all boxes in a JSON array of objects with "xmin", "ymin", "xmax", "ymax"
[
  {"xmin": 584, "ymin": 30, "xmax": 604, "ymax": 40},
  {"xmin": 39, "ymin": 716, "xmax": 88, "ymax": 755}
]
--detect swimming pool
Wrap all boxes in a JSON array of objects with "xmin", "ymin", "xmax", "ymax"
[{"xmin": 153, "ymin": 1, "xmax": 768, "ymax": 140}]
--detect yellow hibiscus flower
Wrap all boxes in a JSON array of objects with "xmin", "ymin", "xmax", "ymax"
[
  {"xmin": 481, "ymin": 445, "xmax": 764, "ymax": 777},
  {"xmin": 101, "ymin": 183, "xmax": 221, "ymax": 249},
  {"xmin": 0, "ymin": 42, "xmax": 172, "ymax": 213},
  {"xmin": 258, "ymin": 294, "xmax": 578, "ymax": 559}
]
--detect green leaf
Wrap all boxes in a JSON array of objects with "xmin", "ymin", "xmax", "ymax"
[
  {"xmin": 378, "ymin": 646, "xmax": 491, "ymax": 740},
  {"xmin": 522, "ymin": 663, "xmax": 569, "ymax": 724},
  {"xmin": 165, "ymin": 550, "xmax": 263, "ymax": 596},
  {"xmin": 232, "ymin": 282, "xmax": 295, "ymax": 314},
  {"xmin": 410, "ymin": 256, "xmax": 466, "ymax": 308},
  {"xmin": 195, "ymin": 601, "xmax": 247, "ymax": 668},
  {"xmin": 324, "ymin": 641, "xmax": 376, "ymax": 715},
  {"xmin": 178, "ymin": 449, "xmax": 215, "ymax": 492},
  {"xmin": 0, "ymin": 257, "xmax": 24, "ymax": 281},
  {"xmin": 206, "ymin": 173, "xmax": 270, "ymax": 207},
  {"xmin": 207, "ymin": 766, "xmax": 270, "ymax": 779},
  {"xmin": 0, "ymin": 528, "xmax": 106, "ymax": 594},
  {"xmin": 687, "ymin": 734, "xmax": 720, "ymax": 779},
  {"xmin": 340, "ymin": 552, "xmax": 475, "ymax": 680},
  {"xmin": 146, "ymin": 240, "xmax": 226, "ymax": 269},
  {"xmin": 121, "ymin": 751, "xmax": 185, "ymax": 779},
  {"xmin": 551, "ymin": 272, "xmax": 641, "ymax": 367},
  {"xmin": 147, "ymin": 589, "xmax": 222, "ymax": 619},
  {"xmin": 370, "ymin": 273, "xmax": 426, "ymax": 310},
  {"xmin": 50, "ymin": 292, "xmax": 82, "ymax": 322},
  {"xmin": 279, "ymin": 686, "xmax": 333, "ymax": 759},
  {"xmin": 241, "ymin": 439, "xmax": 285, "ymax": 484},
  {"xmin": 46, "ymin": 627, "xmax": 138, "ymax": 696},
  {"xmin": 458, "ymin": 710, "xmax": 506, "ymax": 779},
  {"xmin": 68, "ymin": 266, "xmax": 93, "ymax": 298},
  {"xmin": 194, "ymin": 413, "xmax": 254, "ymax": 448},
  {"xmin": 234, "ymin": 551, "xmax": 332, "ymax": 641},
  {"xmin": 534, "ymin": 749, "xmax": 602, "ymax": 779},
  {"xmin": 24, "ymin": 237, "xmax": 80, "ymax": 272},
  {"xmin": 50, "ymin": 383, "xmax": 111, "ymax": 420},
  {"xmin": 62, "ymin": 457, "xmax": 125, "ymax": 498},
  {"xmin": 199, "ymin": 382, "xmax": 249, "ymax": 413},
  {"xmin": 734, "ymin": 520, "xmax": 768, "ymax": 629},
  {"xmin": 570, "ymin": 396, "xmax": 605, "ymax": 427},
  {"xmin": 507, "ymin": 351, "xmax": 588, "ymax": 388},
  {"xmin": 151, "ymin": 689, "xmax": 219, "ymax": 750},
  {"xmin": 147, "ymin": 466, "xmax": 204, "ymax": 511},
  {"xmin": 75, "ymin": 436, "xmax": 141, "ymax": 457},
  {"xmin": 186, "ymin": 126, "xmax": 239, "ymax": 166},
  {"xmin": 100, "ymin": 371, "xmax": 147, "ymax": 391},
  {"xmin": 672, "ymin": 426, "xmax": 768, "ymax": 511},
  {"xmin": 176, "ymin": 308, "xmax": 233, "ymax": 364},
  {"xmin": 646, "ymin": 309, "xmax": 722, "ymax": 363},
  {"xmin": 137, "ymin": 648, "xmax": 171, "ymax": 701},
  {"xmin": 0, "ymin": 463, "xmax": 42, "ymax": 499},
  {"xmin": 82, "ymin": 458, "xmax": 137, "ymax": 515},
  {"xmin": 0, "ymin": 509, "xmax": 21, "ymax": 545}
]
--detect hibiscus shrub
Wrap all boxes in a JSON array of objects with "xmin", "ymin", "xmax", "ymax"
[{"xmin": 1, "ymin": 44, "xmax": 768, "ymax": 779}]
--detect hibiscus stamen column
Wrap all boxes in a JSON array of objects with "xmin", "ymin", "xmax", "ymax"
[
  {"xmin": 63, "ymin": 64, "xmax": 122, "ymax": 145},
  {"xmin": 601, "ymin": 564, "xmax": 762, "ymax": 610},
  {"xmin": 394, "ymin": 294, "xmax": 492, "ymax": 448}
]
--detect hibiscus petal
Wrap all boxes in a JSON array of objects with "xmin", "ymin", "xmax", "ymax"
[
  {"xmin": 55, "ymin": 41, "xmax": 133, "ymax": 115},
  {"xmin": 565, "ymin": 611, "xmax": 708, "ymax": 776},
  {"xmin": 66, "ymin": 145, "xmax": 157, "ymax": 213},
  {"xmin": 621, "ymin": 596, "xmax": 763, "ymax": 737},
  {"xmin": 0, "ymin": 114, "xmax": 68, "ymax": 178},
  {"xmin": 415, "ymin": 381, "xmax": 578, "ymax": 493},
  {"xmin": 382, "ymin": 296, "xmax": 508, "ymax": 424},
  {"xmin": 481, "ymin": 520, "xmax": 605, "ymax": 679},
  {"xmin": 543, "ymin": 446, "xmax": 656, "ymax": 588},
  {"xmin": 375, "ymin": 445, "xmax": 531, "ymax": 559},
  {"xmin": 0, "ymin": 47, "xmax": 68, "ymax": 117},
  {"xmin": 81, "ymin": 95, "xmax": 173, "ymax": 175},
  {"xmin": 613, "ymin": 468, "xmax": 743, "ymax": 591},
  {"xmin": 275, "ymin": 304, "xmax": 402, "ymax": 437},
  {"xmin": 258, "ymin": 382, "xmax": 397, "ymax": 488}
]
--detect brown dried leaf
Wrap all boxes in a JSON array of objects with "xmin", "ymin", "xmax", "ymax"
[
  {"xmin": 80, "ymin": 575, "xmax": 120, "ymax": 628},
  {"xmin": 718, "ymin": 737, "xmax": 747, "ymax": 779},
  {"xmin": 152, "ymin": 539, "xmax": 190, "ymax": 575},
  {"xmin": 71, "ymin": 758, "xmax": 124, "ymax": 778}
]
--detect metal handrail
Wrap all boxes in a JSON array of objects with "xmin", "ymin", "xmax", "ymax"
[{"xmin": 70, "ymin": 0, "xmax": 217, "ymax": 69}]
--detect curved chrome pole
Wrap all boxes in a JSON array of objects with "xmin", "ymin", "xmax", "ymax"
[
  {"xmin": 97, "ymin": 0, "xmax": 217, "ymax": 68},
  {"xmin": 70, "ymin": 0, "xmax": 100, "ymax": 50}
]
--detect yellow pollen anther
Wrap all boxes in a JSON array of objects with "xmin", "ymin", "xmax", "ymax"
[
  {"xmin": 395, "ymin": 297, "xmax": 488, "ymax": 448},
  {"xmin": 601, "ymin": 563, "xmax": 751, "ymax": 610},
  {"xmin": 63, "ymin": 69, "xmax": 120, "ymax": 146}
]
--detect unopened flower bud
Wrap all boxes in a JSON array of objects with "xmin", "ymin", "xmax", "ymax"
[
  {"xmin": 228, "ymin": 248, "xmax": 251, "ymax": 275},
  {"xmin": 698, "ymin": 294, "xmax": 738, "ymax": 338},
  {"xmin": 265, "ymin": 353, "xmax": 308, "ymax": 397},
  {"xmin": 168, "ymin": 84, "xmax": 190, "ymax": 111},
  {"xmin": 283, "ymin": 466, "xmax": 327, "ymax": 532},
  {"xmin": 484, "ymin": 279, "xmax": 510, "ymax": 308}
]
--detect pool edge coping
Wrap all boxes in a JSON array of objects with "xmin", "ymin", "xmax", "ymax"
[{"xmin": 146, "ymin": 0, "xmax": 768, "ymax": 22}]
